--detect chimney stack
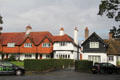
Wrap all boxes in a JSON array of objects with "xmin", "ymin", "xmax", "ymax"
[
  {"xmin": 85, "ymin": 27, "xmax": 89, "ymax": 40},
  {"xmin": 109, "ymin": 32, "xmax": 113, "ymax": 40},
  {"xmin": 25, "ymin": 25, "xmax": 32, "ymax": 36},
  {"xmin": 74, "ymin": 27, "xmax": 78, "ymax": 45},
  {"xmin": 60, "ymin": 27, "xmax": 64, "ymax": 36}
]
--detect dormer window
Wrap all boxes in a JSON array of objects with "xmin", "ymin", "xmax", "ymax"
[
  {"xmin": 24, "ymin": 43, "xmax": 32, "ymax": 47},
  {"xmin": 90, "ymin": 42, "xmax": 99, "ymax": 48},
  {"xmin": 42, "ymin": 43, "xmax": 51, "ymax": 47},
  {"xmin": 7, "ymin": 43, "xmax": 15, "ymax": 47}
]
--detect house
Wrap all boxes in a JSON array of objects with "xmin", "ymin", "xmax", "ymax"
[
  {"xmin": 53, "ymin": 27, "xmax": 80, "ymax": 60},
  {"xmin": 0, "ymin": 26, "xmax": 80, "ymax": 60},
  {"xmin": 81, "ymin": 27, "xmax": 108, "ymax": 63},
  {"xmin": 81, "ymin": 27, "xmax": 120, "ymax": 66},
  {"xmin": 104, "ymin": 38, "xmax": 120, "ymax": 66}
]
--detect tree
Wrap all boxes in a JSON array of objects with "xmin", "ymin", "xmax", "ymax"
[
  {"xmin": 0, "ymin": 15, "xmax": 3, "ymax": 24},
  {"xmin": 98, "ymin": 0, "xmax": 120, "ymax": 21},
  {"xmin": 110, "ymin": 26, "xmax": 120, "ymax": 38},
  {"xmin": 98, "ymin": 0, "xmax": 120, "ymax": 39}
]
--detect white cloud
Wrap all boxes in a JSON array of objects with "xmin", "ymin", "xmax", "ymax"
[{"xmin": 0, "ymin": 0, "xmax": 119, "ymax": 41}]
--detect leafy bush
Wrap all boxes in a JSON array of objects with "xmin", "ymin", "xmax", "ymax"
[
  {"xmin": 75, "ymin": 60, "xmax": 93, "ymax": 72},
  {"xmin": 24, "ymin": 59, "xmax": 74, "ymax": 72},
  {"xmin": 117, "ymin": 61, "xmax": 120, "ymax": 66}
]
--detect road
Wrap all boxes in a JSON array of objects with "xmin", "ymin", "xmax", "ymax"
[{"xmin": 0, "ymin": 70, "xmax": 120, "ymax": 80}]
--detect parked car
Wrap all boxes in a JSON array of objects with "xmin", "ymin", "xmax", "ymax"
[
  {"xmin": 91, "ymin": 62, "xmax": 120, "ymax": 74},
  {"xmin": 0, "ymin": 61, "xmax": 25, "ymax": 76}
]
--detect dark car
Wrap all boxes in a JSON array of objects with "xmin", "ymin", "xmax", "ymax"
[
  {"xmin": 0, "ymin": 61, "xmax": 25, "ymax": 76},
  {"xmin": 91, "ymin": 63, "xmax": 120, "ymax": 74}
]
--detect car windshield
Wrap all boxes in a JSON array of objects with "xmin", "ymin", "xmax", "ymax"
[{"xmin": 0, "ymin": 62, "xmax": 13, "ymax": 66}]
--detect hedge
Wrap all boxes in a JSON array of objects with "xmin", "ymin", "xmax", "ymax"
[
  {"xmin": 24, "ymin": 59, "xmax": 74, "ymax": 72},
  {"xmin": 75, "ymin": 60, "xmax": 93, "ymax": 72}
]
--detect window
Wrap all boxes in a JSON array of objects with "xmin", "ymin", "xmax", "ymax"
[
  {"xmin": 88, "ymin": 55, "xmax": 101, "ymax": 63},
  {"xmin": 7, "ymin": 43, "xmax": 15, "ymax": 47},
  {"xmin": 25, "ymin": 54, "xmax": 32, "ymax": 58},
  {"xmin": 24, "ymin": 43, "xmax": 32, "ymax": 47},
  {"xmin": 90, "ymin": 42, "xmax": 99, "ymax": 48},
  {"xmin": 108, "ymin": 56, "xmax": 114, "ymax": 61},
  {"xmin": 60, "ymin": 42, "xmax": 66, "ymax": 46},
  {"xmin": 46, "ymin": 55, "xmax": 51, "ymax": 59},
  {"xmin": 42, "ymin": 43, "xmax": 51, "ymax": 47},
  {"xmin": 57, "ymin": 54, "xmax": 70, "ymax": 59}
]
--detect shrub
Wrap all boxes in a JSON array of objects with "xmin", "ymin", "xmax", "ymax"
[
  {"xmin": 75, "ymin": 60, "xmax": 93, "ymax": 72},
  {"xmin": 24, "ymin": 59, "xmax": 74, "ymax": 72}
]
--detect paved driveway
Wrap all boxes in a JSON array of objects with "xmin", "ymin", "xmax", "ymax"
[{"xmin": 0, "ymin": 70, "xmax": 120, "ymax": 80}]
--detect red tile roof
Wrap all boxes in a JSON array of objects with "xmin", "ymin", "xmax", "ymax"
[
  {"xmin": 0, "ymin": 32, "xmax": 74, "ymax": 46},
  {"xmin": 53, "ymin": 34, "xmax": 73, "ymax": 42}
]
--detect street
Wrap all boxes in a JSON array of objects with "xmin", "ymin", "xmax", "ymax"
[{"xmin": 0, "ymin": 70, "xmax": 120, "ymax": 80}]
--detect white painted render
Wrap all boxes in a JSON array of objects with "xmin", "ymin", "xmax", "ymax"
[
  {"xmin": 108, "ymin": 55, "xmax": 117, "ymax": 65},
  {"xmin": 0, "ymin": 55, "xmax": 1, "ymax": 59},
  {"xmin": 19, "ymin": 54, "xmax": 36, "ymax": 61},
  {"xmin": 82, "ymin": 53, "xmax": 107, "ymax": 63},
  {"xmin": 53, "ymin": 42, "xmax": 79, "ymax": 60},
  {"xmin": 53, "ymin": 42, "xmax": 77, "ymax": 50}
]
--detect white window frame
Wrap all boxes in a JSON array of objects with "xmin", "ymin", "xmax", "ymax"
[
  {"xmin": 88, "ymin": 55, "xmax": 101, "ymax": 63},
  {"xmin": 42, "ymin": 43, "xmax": 51, "ymax": 48},
  {"xmin": 108, "ymin": 56, "xmax": 114, "ymax": 61},
  {"xmin": 60, "ymin": 42, "xmax": 67, "ymax": 46},
  {"xmin": 90, "ymin": 42, "xmax": 99, "ymax": 48},
  {"xmin": 7, "ymin": 43, "xmax": 15, "ymax": 47},
  {"xmin": 24, "ymin": 43, "xmax": 32, "ymax": 48}
]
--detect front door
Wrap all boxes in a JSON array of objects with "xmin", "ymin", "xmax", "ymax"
[
  {"xmin": 35, "ymin": 53, "xmax": 38, "ymax": 59},
  {"xmin": 40, "ymin": 54, "xmax": 42, "ymax": 59}
]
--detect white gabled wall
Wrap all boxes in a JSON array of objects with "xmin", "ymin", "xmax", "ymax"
[
  {"xmin": 53, "ymin": 42, "xmax": 74, "ymax": 50},
  {"xmin": 53, "ymin": 42, "xmax": 79, "ymax": 60}
]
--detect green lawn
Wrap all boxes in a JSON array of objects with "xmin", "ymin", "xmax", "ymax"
[{"xmin": 11, "ymin": 61, "xmax": 24, "ymax": 67}]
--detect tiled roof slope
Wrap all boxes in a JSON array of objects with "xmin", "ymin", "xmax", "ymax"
[
  {"xmin": 53, "ymin": 34, "xmax": 73, "ymax": 42},
  {"xmin": 0, "ymin": 32, "xmax": 74, "ymax": 46},
  {"xmin": 104, "ymin": 39, "xmax": 120, "ymax": 55}
]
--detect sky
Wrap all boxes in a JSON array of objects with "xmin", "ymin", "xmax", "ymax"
[{"xmin": 0, "ymin": 0, "xmax": 120, "ymax": 42}]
